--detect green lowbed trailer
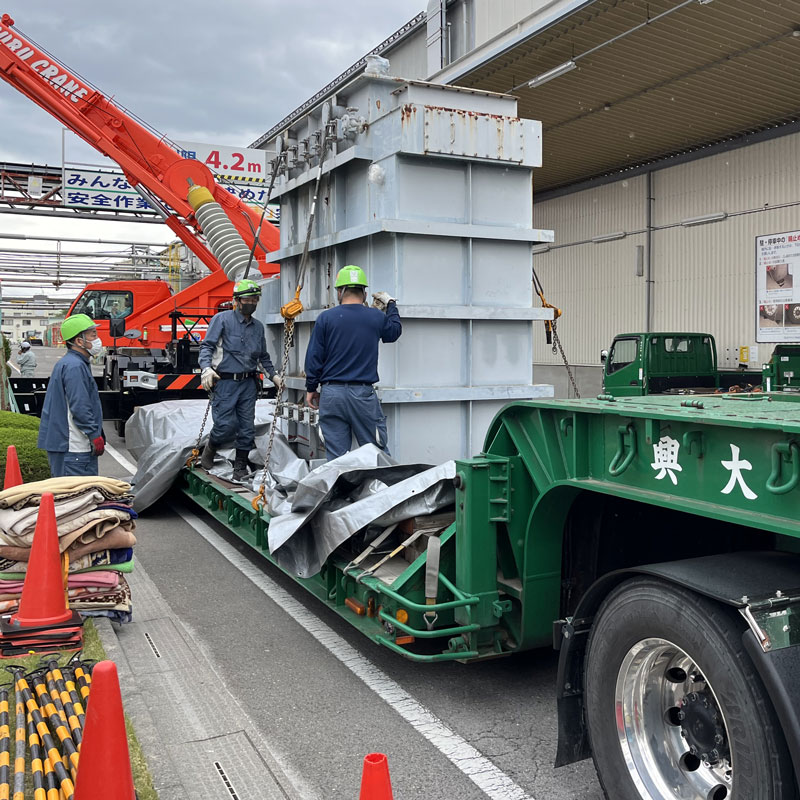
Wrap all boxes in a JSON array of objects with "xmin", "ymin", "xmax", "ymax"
[{"xmin": 182, "ymin": 392, "xmax": 800, "ymax": 800}]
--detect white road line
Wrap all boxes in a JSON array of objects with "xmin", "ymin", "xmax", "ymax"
[
  {"xmin": 177, "ymin": 505, "xmax": 534, "ymax": 800},
  {"xmin": 103, "ymin": 443, "xmax": 137, "ymax": 474}
]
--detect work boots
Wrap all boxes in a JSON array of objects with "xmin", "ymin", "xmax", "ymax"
[
  {"xmin": 232, "ymin": 449, "xmax": 251, "ymax": 482},
  {"xmin": 200, "ymin": 442, "xmax": 218, "ymax": 471}
]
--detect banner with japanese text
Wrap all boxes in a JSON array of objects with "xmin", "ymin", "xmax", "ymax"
[{"xmin": 756, "ymin": 230, "xmax": 800, "ymax": 342}]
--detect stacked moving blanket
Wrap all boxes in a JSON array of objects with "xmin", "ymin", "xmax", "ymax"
[{"xmin": 0, "ymin": 476, "xmax": 135, "ymax": 623}]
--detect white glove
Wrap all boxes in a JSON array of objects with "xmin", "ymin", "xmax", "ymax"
[
  {"xmin": 272, "ymin": 374, "xmax": 285, "ymax": 392},
  {"xmin": 201, "ymin": 367, "xmax": 219, "ymax": 391},
  {"xmin": 371, "ymin": 291, "xmax": 396, "ymax": 311}
]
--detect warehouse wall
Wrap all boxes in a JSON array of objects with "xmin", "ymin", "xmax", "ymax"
[{"xmin": 531, "ymin": 132, "xmax": 800, "ymax": 396}]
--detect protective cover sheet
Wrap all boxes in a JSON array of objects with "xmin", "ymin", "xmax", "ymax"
[
  {"xmin": 126, "ymin": 399, "xmax": 304, "ymax": 512},
  {"xmin": 268, "ymin": 447, "xmax": 456, "ymax": 578},
  {"xmin": 126, "ymin": 403, "xmax": 456, "ymax": 580}
]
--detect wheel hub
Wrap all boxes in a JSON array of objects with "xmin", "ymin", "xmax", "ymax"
[{"xmin": 679, "ymin": 690, "xmax": 729, "ymax": 765}]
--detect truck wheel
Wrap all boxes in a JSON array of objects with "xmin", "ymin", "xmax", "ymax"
[{"xmin": 584, "ymin": 577, "xmax": 795, "ymax": 800}]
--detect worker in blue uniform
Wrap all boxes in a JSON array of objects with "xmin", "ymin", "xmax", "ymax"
[
  {"xmin": 37, "ymin": 314, "xmax": 105, "ymax": 477},
  {"xmin": 305, "ymin": 265, "xmax": 401, "ymax": 460},
  {"xmin": 199, "ymin": 279, "xmax": 283, "ymax": 480}
]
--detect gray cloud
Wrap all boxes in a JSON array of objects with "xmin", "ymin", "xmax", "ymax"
[{"xmin": 0, "ymin": 0, "xmax": 423, "ymax": 164}]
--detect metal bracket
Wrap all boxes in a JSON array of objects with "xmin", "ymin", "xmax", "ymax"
[
  {"xmin": 492, "ymin": 599, "xmax": 512, "ymax": 618},
  {"xmin": 766, "ymin": 441, "xmax": 800, "ymax": 495},
  {"xmin": 608, "ymin": 423, "xmax": 637, "ymax": 476}
]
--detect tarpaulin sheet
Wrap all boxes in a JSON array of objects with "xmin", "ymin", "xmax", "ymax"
[
  {"xmin": 267, "ymin": 446, "xmax": 455, "ymax": 578},
  {"xmin": 126, "ymin": 402, "xmax": 457, "ymax": 579},
  {"xmin": 125, "ymin": 399, "xmax": 303, "ymax": 512}
]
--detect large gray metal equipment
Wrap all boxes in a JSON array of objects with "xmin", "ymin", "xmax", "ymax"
[{"xmin": 258, "ymin": 57, "xmax": 554, "ymax": 464}]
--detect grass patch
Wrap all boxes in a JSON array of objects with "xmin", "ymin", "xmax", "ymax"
[{"xmin": 9, "ymin": 619, "xmax": 158, "ymax": 799}]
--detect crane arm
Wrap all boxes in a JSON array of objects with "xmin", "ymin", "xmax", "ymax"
[{"xmin": 0, "ymin": 14, "xmax": 279, "ymax": 275}]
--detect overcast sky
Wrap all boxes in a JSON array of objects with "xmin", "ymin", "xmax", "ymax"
[{"xmin": 0, "ymin": 0, "xmax": 423, "ymax": 298}]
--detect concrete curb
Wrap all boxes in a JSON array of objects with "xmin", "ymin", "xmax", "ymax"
[{"xmin": 93, "ymin": 616, "xmax": 187, "ymax": 800}]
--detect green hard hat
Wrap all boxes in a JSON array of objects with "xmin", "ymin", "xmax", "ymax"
[
  {"xmin": 61, "ymin": 314, "xmax": 96, "ymax": 342},
  {"xmin": 334, "ymin": 265, "xmax": 367, "ymax": 288},
  {"xmin": 233, "ymin": 278, "xmax": 261, "ymax": 298}
]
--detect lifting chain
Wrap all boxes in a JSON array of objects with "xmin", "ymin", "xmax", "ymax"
[
  {"xmin": 185, "ymin": 393, "xmax": 213, "ymax": 467},
  {"xmin": 252, "ymin": 319, "xmax": 295, "ymax": 511},
  {"xmin": 551, "ymin": 322, "xmax": 580, "ymax": 399},
  {"xmin": 252, "ymin": 120, "xmax": 336, "ymax": 511},
  {"xmin": 532, "ymin": 265, "xmax": 581, "ymax": 399}
]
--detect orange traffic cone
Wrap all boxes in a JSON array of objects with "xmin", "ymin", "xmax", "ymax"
[
  {"xmin": 3, "ymin": 445, "xmax": 22, "ymax": 489},
  {"xmin": 74, "ymin": 660, "xmax": 135, "ymax": 800},
  {"xmin": 359, "ymin": 753, "xmax": 394, "ymax": 800},
  {"xmin": 10, "ymin": 493, "xmax": 73, "ymax": 627}
]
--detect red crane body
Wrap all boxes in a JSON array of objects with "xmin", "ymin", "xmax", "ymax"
[{"xmin": 0, "ymin": 14, "xmax": 279, "ymax": 347}]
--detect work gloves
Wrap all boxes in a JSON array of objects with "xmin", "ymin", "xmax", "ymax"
[
  {"xmin": 271, "ymin": 374, "xmax": 285, "ymax": 392},
  {"xmin": 90, "ymin": 436, "xmax": 105, "ymax": 457},
  {"xmin": 201, "ymin": 367, "xmax": 219, "ymax": 391},
  {"xmin": 371, "ymin": 291, "xmax": 396, "ymax": 312}
]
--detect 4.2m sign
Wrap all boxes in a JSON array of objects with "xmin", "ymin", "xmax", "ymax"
[{"xmin": 175, "ymin": 141, "xmax": 268, "ymax": 183}]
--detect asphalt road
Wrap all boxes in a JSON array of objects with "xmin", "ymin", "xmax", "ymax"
[{"xmin": 29, "ymin": 346, "xmax": 605, "ymax": 799}]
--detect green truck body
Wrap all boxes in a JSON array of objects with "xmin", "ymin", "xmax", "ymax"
[
  {"xmin": 183, "ymin": 390, "xmax": 800, "ymax": 799},
  {"xmin": 603, "ymin": 332, "xmax": 763, "ymax": 396}
]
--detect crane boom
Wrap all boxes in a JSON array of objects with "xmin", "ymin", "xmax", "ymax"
[{"xmin": 0, "ymin": 13, "xmax": 279, "ymax": 276}]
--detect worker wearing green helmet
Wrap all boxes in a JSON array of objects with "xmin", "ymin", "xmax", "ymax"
[
  {"xmin": 37, "ymin": 313, "xmax": 106, "ymax": 477},
  {"xmin": 197, "ymin": 278, "xmax": 282, "ymax": 481},
  {"xmin": 305, "ymin": 265, "xmax": 402, "ymax": 460}
]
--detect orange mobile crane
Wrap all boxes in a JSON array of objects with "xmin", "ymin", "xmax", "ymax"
[
  {"xmin": 0, "ymin": 12, "xmax": 279, "ymax": 345},
  {"xmin": 0, "ymin": 13, "xmax": 281, "ymax": 425}
]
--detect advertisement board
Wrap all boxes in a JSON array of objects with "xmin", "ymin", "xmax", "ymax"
[{"xmin": 756, "ymin": 230, "xmax": 800, "ymax": 342}]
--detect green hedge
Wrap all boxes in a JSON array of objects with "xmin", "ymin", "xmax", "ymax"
[
  {"xmin": 0, "ymin": 428, "xmax": 49, "ymax": 484},
  {"xmin": 0, "ymin": 410, "xmax": 40, "ymax": 432}
]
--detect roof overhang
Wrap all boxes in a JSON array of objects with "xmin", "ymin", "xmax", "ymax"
[{"xmin": 452, "ymin": 0, "xmax": 800, "ymax": 192}]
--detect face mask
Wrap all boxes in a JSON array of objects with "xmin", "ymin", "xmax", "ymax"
[
  {"xmin": 238, "ymin": 299, "xmax": 258, "ymax": 316},
  {"xmin": 83, "ymin": 336, "xmax": 103, "ymax": 356}
]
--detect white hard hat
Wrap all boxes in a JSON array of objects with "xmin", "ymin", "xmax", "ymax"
[{"xmin": 20, "ymin": 341, "xmax": 30, "ymax": 350}]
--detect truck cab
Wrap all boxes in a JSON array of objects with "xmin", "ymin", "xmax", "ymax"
[
  {"xmin": 602, "ymin": 332, "xmax": 760, "ymax": 396},
  {"xmin": 68, "ymin": 280, "xmax": 174, "ymax": 342}
]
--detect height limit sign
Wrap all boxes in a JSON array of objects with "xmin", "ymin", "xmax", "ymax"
[{"xmin": 175, "ymin": 140, "xmax": 268, "ymax": 184}]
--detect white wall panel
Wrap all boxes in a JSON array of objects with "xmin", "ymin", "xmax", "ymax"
[
  {"xmin": 534, "ymin": 175, "xmax": 646, "ymax": 242},
  {"xmin": 532, "ymin": 132, "xmax": 800, "ymax": 376}
]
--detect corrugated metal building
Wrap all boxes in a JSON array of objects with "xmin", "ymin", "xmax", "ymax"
[{"xmin": 254, "ymin": 0, "xmax": 800, "ymax": 397}]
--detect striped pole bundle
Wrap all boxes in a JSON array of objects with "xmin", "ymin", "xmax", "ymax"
[{"xmin": 0, "ymin": 658, "xmax": 138, "ymax": 800}]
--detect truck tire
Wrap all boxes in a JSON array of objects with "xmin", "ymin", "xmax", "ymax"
[{"xmin": 584, "ymin": 577, "xmax": 795, "ymax": 800}]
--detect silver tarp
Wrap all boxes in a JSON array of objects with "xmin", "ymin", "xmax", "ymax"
[
  {"xmin": 125, "ymin": 399, "xmax": 300, "ymax": 512},
  {"xmin": 127, "ymin": 401, "xmax": 456, "ymax": 578}
]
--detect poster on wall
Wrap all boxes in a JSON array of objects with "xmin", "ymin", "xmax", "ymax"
[{"xmin": 756, "ymin": 230, "xmax": 800, "ymax": 342}]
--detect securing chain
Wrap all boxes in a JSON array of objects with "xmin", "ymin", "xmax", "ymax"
[
  {"xmin": 532, "ymin": 265, "xmax": 580, "ymax": 399},
  {"xmin": 551, "ymin": 323, "xmax": 580, "ymax": 399},
  {"xmin": 252, "ymin": 121, "xmax": 336, "ymax": 511},
  {"xmin": 185, "ymin": 394, "xmax": 213, "ymax": 467},
  {"xmin": 252, "ymin": 320, "xmax": 295, "ymax": 510}
]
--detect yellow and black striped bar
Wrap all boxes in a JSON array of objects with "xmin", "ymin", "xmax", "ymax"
[
  {"xmin": 42, "ymin": 751, "xmax": 59, "ymax": 800},
  {"xmin": 72, "ymin": 664, "xmax": 91, "ymax": 705},
  {"xmin": 43, "ymin": 663, "xmax": 82, "ymax": 746},
  {"xmin": 13, "ymin": 674, "xmax": 73, "ymax": 800},
  {"xmin": 12, "ymin": 685, "xmax": 24, "ymax": 800},
  {"xmin": 26, "ymin": 713, "xmax": 45, "ymax": 800},
  {"xmin": 60, "ymin": 669, "xmax": 86, "ymax": 730},
  {"xmin": 25, "ymin": 676, "xmax": 79, "ymax": 781},
  {"xmin": 0, "ymin": 688, "xmax": 9, "ymax": 800}
]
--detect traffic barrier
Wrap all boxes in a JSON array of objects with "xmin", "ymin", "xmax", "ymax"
[
  {"xmin": 10, "ymin": 493, "xmax": 73, "ymax": 627},
  {"xmin": 73, "ymin": 660, "xmax": 135, "ymax": 800},
  {"xmin": 3, "ymin": 445, "xmax": 22, "ymax": 489},
  {"xmin": 359, "ymin": 752, "xmax": 394, "ymax": 800}
]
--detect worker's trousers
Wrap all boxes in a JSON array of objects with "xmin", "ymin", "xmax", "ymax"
[
  {"xmin": 319, "ymin": 383, "xmax": 389, "ymax": 461},
  {"xmin": 47, "ymin": 451, "xmax": 98, "ymax": 478},
  {"xmin": 209, "ymin": 377, "xmax": 258, "ymax": 451}
]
